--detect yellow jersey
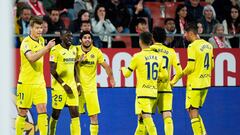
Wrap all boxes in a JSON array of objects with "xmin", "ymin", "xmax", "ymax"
[
  {"xmin": 150, "ymin": 43, "xmax": 182, "ymax": 92},
  {"xmin": 122, "ymin": 48, "xmax": 167, "ymax": 98},
  {"xmin": 18, "ymin": 36, "xmax": 45, "ymax": 85},
  {"xmin": 184, "ymin": 39, "xmax": 214, "ymax": 89},
  {"xmin": 76, "ymin": 45, "xmax": 105, "ymax": 93},
  {"xmin": 50, "ymin": 44, "xmax": 77, "ymax": 90}
]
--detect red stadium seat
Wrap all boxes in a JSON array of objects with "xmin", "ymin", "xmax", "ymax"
[
  {"xmin": 153, "ymin": 17, "xmax": 165, "ymax": 28},
  {"xmin": 144, "ymin": 2, "xmax": 162, "ymax": 28},
  {"xmin": 61, "ymin": 17, "xmax": 71, "ymax": 29},
  {"xmin": 200, "ymin": 1, "xmax": 209, "ymax": 6},
  {"xmin": 144, "ymin": 2, "xmax": 161, "ymax": 18}
]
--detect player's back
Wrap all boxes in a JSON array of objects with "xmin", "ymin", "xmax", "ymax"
[
  {"xmin": 187, "ymin": 39, "xmax": 213, "ymax": 89},
  {"xmin": 151, "ymin": 43, "xmax": 180, "ymax": 91},
  {"xmin": 134, "ymin": 48, "xmax": 163, "ymax": 98}
]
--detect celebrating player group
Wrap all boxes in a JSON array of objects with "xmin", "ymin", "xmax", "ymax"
[{"xmin": 16, "ymin": 16, "xmax": 213, "ymax": 135}]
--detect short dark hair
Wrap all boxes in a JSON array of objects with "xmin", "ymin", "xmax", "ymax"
[
  {"xmin": 80, "ymin": 20, "xmax": 91, "ymax": 27},
  {"xmin": 152, "ymin": 27, "xmax": 166, "ymax": 43},
  {"xmin": 20, "ymin": 6, "xmax": 31, "ymax": 15},
  {"xmin": 60, "ymin": 29, "xmax": 71, "ymax": 36},
  {"xmin": 185, "ymin": 23, "xmax": 198, "ymax": 34},
  {"xmin": 30, "ymin": 16, "xmax": 43, "ymax": 27},
  {"xmin": 139, "ymin": 32, "xmax": 153, "ymax": 45},
  {"xmin": 49, "ymin": 7, "xmax": 59, "ymax": 14},
  {"xmin": 164, "ymin": 18, "xmax": 175, "ymax": 25},
  {"xmin": 136, "ymin": 18, "xmax": 147, "ymax": 25},
  {"xmin": 79, "ymin": 31, "xmax": 93, "ymax": 40}
]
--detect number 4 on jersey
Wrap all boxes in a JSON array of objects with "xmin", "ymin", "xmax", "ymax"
[{"xmin": 204, "ymin": 53, "xmax": 210, "ymax": 70}]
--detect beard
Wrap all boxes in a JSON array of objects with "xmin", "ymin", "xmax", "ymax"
[{"xmin": 82, "ymin": 43, "xmax": 91, "ymax": 48}]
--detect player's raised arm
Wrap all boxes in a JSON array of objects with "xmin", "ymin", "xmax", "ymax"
[{"xmin": 25, "ymin": 38, "xmax": 55, "ymax": 63}]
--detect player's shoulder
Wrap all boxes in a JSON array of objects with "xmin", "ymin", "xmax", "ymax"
[
  {"xmin": 51, "ymin": 44, "xmax": 61, "ymax": 52},
  {"xmin": 70, "ymin": 45, "xmax": 77, "ymax": 50},
  {"xmin": 21, "ymin": 36, "xmax": 31, "ymax": 43},
  {"xmin": 150, "ymin": 43, "xmax": 163, "ymax": 51},
  {"xmin": 133, "ymin": 51, "xmax": 141, "ymax": 58},
  {"xmin": 167, "ymin": 47, "xmax": 176, "ymax": 54},
  {"xmin": 92, "ymin": 46, "xmax": 103, "ymax": 54},
  {"xmin": 92, "ymin": 46, "xmax": 100, "ymax": 51},
  {"xmin": 20, "ymin": 36, "xmax": 31, "ymax": 49}
]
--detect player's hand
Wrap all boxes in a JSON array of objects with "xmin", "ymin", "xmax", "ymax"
[
  {"xmin": 77, "ymin": 85, "xmax": 82, "ymax": 96},
  {"xmin": 46, "ymin": 39, "xmax": 56, "ymax": 49},
  {"xmin": 77, "ymin": 54, "xmax": 87, "ymax": 62},
  {"xmin": 63, "ymin": 84, "xmax": 73, "ymax": 94},
  {"xmin": 110, "ymin": 78, "xmax": 115, "ymax": 87}
]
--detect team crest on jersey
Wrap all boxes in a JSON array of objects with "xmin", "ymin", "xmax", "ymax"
[{"xmin": 90, "ymin": 54, "xmax": 95, "ymax": 58}]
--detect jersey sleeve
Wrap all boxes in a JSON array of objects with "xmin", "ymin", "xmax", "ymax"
[
  {"xmin": 49, "ymin": 47, "xmax": 58, "ymax": 63},
  {"xmin": 183, "ymin": 45, "xmax": 195, "ymax": 75},
  {"xmin": 121, "ymin": 54, "xmax": 137, "ymax": 78},
  {"xmin": 170, "ymin": 50, "xmax": 183, "ymax": 85},
  {"xmin": 20, "ymin": 39, "xmax": 32, "ymax": 55},
  {"xmin": 97, "ymin": 49, "xmax": 105, "ymax": 64},
  {"xmin": 187, "ymin": 45, "xmax": 196, "ymax": 61},
  {"xmin": 129, "ymin": 54, "xmax": 137, "ymax": 71}
]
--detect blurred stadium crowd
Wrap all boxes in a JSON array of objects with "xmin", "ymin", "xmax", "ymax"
[{"xmin": 14, "ymin": 0, "xmax": 240, "ymax": 48}]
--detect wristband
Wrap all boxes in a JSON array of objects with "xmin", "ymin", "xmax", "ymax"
[
  {"xmin": 77, "ymin": 83, "xmax": 81, "ymax": 86},
  {"xmin": 61, "ymin": 82, "xmax": 66, "ymax": 86}
]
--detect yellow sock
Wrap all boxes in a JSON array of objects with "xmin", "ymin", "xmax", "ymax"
[
  {"xmin": 134, "ymin": 118, "xmax": 147, "ymax": 135},
  {"xmin": 15, "ymin": 115, "xmax": 26, "ymax": 135},
  {"xmin": 164, "ymin": 117, "xmax": 174, "ymax": 135},
  {"xmin": 49, "ymin": 117, "xmax": 58, "ymax": 135},
  {"xmin": 199, "ymin": 115, "xmax": 206, "ymax": 135},
  {"xmin": 38, "ymin": 113, "xmax": 48, "ymax": 135},
  {"xmin": 90, "ymin": 124, "xmax": 99, "ymax": 135},
  {"xmin": 191, "ymin": 117, "xmax": 202, "ymax": 135},
  {"xmin": 143, "ymin": 117, "xmax": 157, "ymax": 135},
  {"xmin": 70, "ymin": 117, "xmax": 80, "ymax": 135}
]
